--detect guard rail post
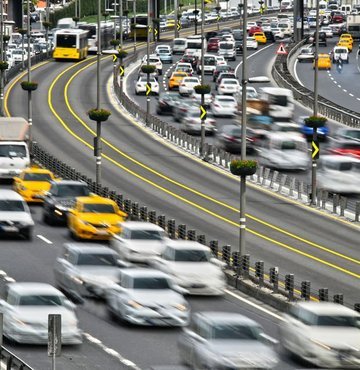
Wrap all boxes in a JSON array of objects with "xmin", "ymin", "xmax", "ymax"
[
  {"xmin": 269, "ymin": 267, "xmax": 279, "ymax": 293},
  {"xmin": 285, "ymin": 274, "xmax": 294, "ymax": 301},
  {"xmin": 157, "ymin": 215, "xmax": 166, "ymax": 230},
  {"xmin": 255, "ymin": 261, "xmax": 264, "ymax": 287},
  {"xmin": 148, "ymin": 210, "xmax": 157, "ymax": 224},
  {"xmin": 187, "ymin": 229, "xmax": 196, "ymax": 240},
  {"xmin": 301, "ymin": 281, "xmax": 311, "ymax": 301},
  {"xmin": 232, "ymin": 251, "xmax": 240, "ymax": 271},
  {"xmin": 222, "ymin": 245, "xmax": 231, "ymax": 266},
  {"xmin": 333, "ymin": 294, "xmax": 344, "ymax": 305},
  {"xmin": 197, "ymin": 234, "xmax": 206, "ymax": 245},
  {"xmin": 209, "ymin": 240, "xmax": 219, "ymax": 257},
  {"xmin": 355, "ymin": 202, "xmax": 360, "ymax": 222},
  {"xmin": 167, "ymin": 219, "xmax": 176, "ymax": 239},
  {"xmin": 319, "ymin": 288, "xmax": 329, "ymax": 301},
  {"xmin": 240, "ymin": 254, "xmax": 250, "ymax": 278},
  {"xmin": 140, "ymin": 206, "xmax": 148, "ymax": 221},
  {"xmin": 177, "ymin": 224, "xmax": 187, "ymax": 239}
]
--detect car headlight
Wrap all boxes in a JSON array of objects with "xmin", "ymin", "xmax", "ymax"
[
  {"xmin": 79, "ymin": 219, "xmax": 91, "ymax": 226},
  {"xmin": 56, "ymin": 205, "xmax": 68, "ymax": 211},
  {"xmin": 127, "ymin": 300, "xmax": 142, "ymax": 309},
  {"xmin": 173, "ymin": 303, "xmax": 188, "ymax": 312},
  {"xmin": 70, "ymin": 275, "xmax": 84, "ymax": 285},
  {"xmin": 310, "ymin": 338, "xmax": 332, "ymax": 351},
  {"xmin": 19, "ymin": 185, "xmax": 27, "ymax": 191}
]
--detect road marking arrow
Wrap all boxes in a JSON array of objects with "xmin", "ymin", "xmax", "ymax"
[
  {"xmin": 112, "ymin": 54, "xmax": 118, "ymax": 63},
  {"xmin": 312, "ymin": 140, "xmax": 320, "ymax": 159},
  {"xmin": 146, "ymin": 83, "xmax": 151, "ymax": 96},
  {"xmin": 200, "ymin": 105, "xmax": 207, "ymax": 120},
  {"xmin": 119, "ymin": 65, "xmax": 125, "ymax": 77}
]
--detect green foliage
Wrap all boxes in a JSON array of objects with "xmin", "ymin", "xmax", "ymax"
[
  {"xmin": 304, "ymin": 116, "xmax": 327, "ymax": 128},
  {"xmin": 110, "ymin": 39, "xmax": 121, "ymax": 47},
  {"xmin": 88, "ymin": 108, "xmax": 111, "ymax": 122},
  {"xmin": 194, "ymin": 84, "xmax": 211, "ymax": 95},
  {"xmin": 230, "ymin": 159, "xmax": 257, "ymax": 176},
  {"xmin": 0, "ymin": 61, "xmax": 8, "ymax": 71},
  {"xmin": 141, "ymin": 64, "xmax": 156, "ymax": 74},
  {"xmin": 20, "ymin": 81, "xmax": 38, "ymax": 91},
  {"xmin": 117, "ymin": 49, "xmax": 128, "ymax": 59}
]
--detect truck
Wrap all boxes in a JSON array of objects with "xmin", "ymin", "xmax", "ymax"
[
  {"xmin": 347, "ymin": 14, "xmax": 360, "ymax": 40},
  {"xmin": 0, "ymin": 117, "xmax": 30, "ymax": 179}
]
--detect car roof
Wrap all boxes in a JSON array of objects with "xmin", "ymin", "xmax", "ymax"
[
  {"xmin": 0, "ymin": 189, "xmax": 26, "ymax": 201},
  {"xmin": 8, "ymin": 283, "xmax": 63, "ymax": 295},
  {"xmin": 121, "ymin": 268, "xmax": 169, "ymax": 279},
  {"xmin": 121, "ymin": 221, "xmax": 165, "ymax": 231},
  {"xmin": 22, "ymin": 167, "xmax": 53, "ymax": 174},
  {"xmin": 166, "ymin": 240, "xmax": 210, "ymax": 251},
  {"xmin": 195, "ymin": 311, "xmax": 260, "ymax": 326},
  {"xmin": 63, "ymin": 243, "xmax": 118, "ymax": 254},
  {"xmin": 50, "ymin": 180, "xmax": 87, "ymax": 186},
  {"xmin": 76, "ymin": 195, "xmax": 116, "ymax": 205},
  {"xmin": 295, "ymin": 301, "xmax": 360, "ymax": 316}
]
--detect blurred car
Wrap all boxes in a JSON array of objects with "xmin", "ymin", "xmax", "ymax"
[
  {"xmin": 328, "ymin": 140, "xmax": 360, "ymax": 158},
  {"xmin": 13, "ymin": 167, "xmax": 56, "ymax": 203},
  {"xmin": 235, "ymin": 40, "xmax": 243, "ymax": 54},
  {"xmin": 253, "ymin": 31, "xmax": 267, "ymax": 44},
  {"xmin": 218, "ymin": 78, "xmax": 241, "ymax": 95},
  {"xmin": 0, "ymin": 189, "xmax": 34, "ymax": 240},
  {"xmin": 179, "ymin": 54, "xmax": 198, "ymax": 69},
  {"xmin": 217, "ymin": 124, "xmax": 257, "ymax": 153},
  {"xmin": 263, "ymin": 30, "xmax": 276, "ymax": 43},
  {"xmin": 339, "ymin": 33, "xmax": 353, "ymax": 45},
  {"xmin": 310, "ymin": 31, "xmax": 327, "ymax": 46},
  {"xmin": 258, "ymin": 132, "xmax": 310, "ymax": 171},
  {"xmin": 67, "ymin": 195, "xmax": 127, "ymax": 240},
  {"xmin": 215, "ymin": 55, "xmax": 227, "ymax": 65},
  {"xmin": 175, "ymin": 62, "xmax": 194, "ymax": 76},
  {"xmin": 42, "ymin": 180, "xmax": 90, "ymax": 225},
  {"xmin": 272, "ymin": 27, "xmax": 285, "ymax": 39},
  {"xmin": 180, "ymin": 108, "xmax": 217, "ymax": 135},
  {"xmin": 280, "ymin": 301, "xmax": 360, "ymax": 368},
  {"xmin": 207, "ymin": 37, "xmax": 220, "ymax": 52},
  {"xmin": 297, "ymin": 115, "xmax": 329, "ymax": 141},
  {"xmin": 156, "ymin": 92, "xmax": 182, "ymax": 115},
  {"xmin": 297, "ymin": 47, "xmax": 315, "ymax": 62},
  {"xmin": 317, "ymin": 155, "xmax": 360, "ymax": 193},
  {"xmin": 110, "ymin": 221, "xmax": 168, "ymax": 263},
  {"xmin": 313, "ymin": 53, "xmax": 331, "ymax": 70},
  {"xmin": 106, "ymin": 269, "xmax": 190, "ymax": 326},
  {"xmin": 155, "ymin": 47, "xmax": 173, "ymax": 64},
  {"xmin": 54, "ymin": 243, "xmax": 130, "ymax": 298},
  {"xmin": 334, "ymin": 127, "xmax": 360, "ymax": 141},
  {"xmin": 0, "ymin": 282, "xmax": 82, "ymax": 344},
  {"xmin": 173, "ymin": 98, "xmax": 198, "ymax": 122},
  {"xmin": 213, "ymin": 65, "xmax": 234, "ymax": 82},
  {"xmin": 216, "ymin": 72, "xmax": 237, "ymax": 88},
  {"xmin": 190, "ymin": 91, "xmax": 213, "ymax": 107},
  {"xmin": 150, "ymin": 241, "xmax": 226, "ymax": 295},
  {"xmin": 179, "ymin": 76, "xmax": 200, "ymax": 96},
  {"xmin": 178, "ymin": 312, "xmax": 278, "ymax": 369},
  {"xmin": 238, "ymin": 86, "xmax": 258, "ymax": 99},
  {"xmin": 168, "ymin": 71, "xmax": 188, "ymax": 90},
  {"xmin": 271, "ymin": 121, "xmax": 302, "ymax": 135},
  {"xmin": 246, "ymin": 36, "xmax": 258, "ymax": 49},
  {"xmin": 135, "ymin": 76, "xmax": 159, "ymax": 95},
  {"xmin": 141, "ymin": 54, "xmax": 163, "ymax": 75},
  {"xmin": 210, "ymin": 95, "xmax": 237, "ymax": 117}
]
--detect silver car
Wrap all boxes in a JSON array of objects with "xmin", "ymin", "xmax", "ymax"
[
  {"xmin": 178, "ymin": 312, "xmax": 278, "ymax": 369},
  {"xmin": 106, "ymin": 269, "xmax": 190, "ymax": 326},
  {"xmin": 0, "ymin": 282, "xmax": 82, "ymax": 344},
  {"xmin": 54, "ymin": 243, "xmax": 131, "ymax": 299}
]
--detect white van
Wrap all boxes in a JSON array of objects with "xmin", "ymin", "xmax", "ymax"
[
  {"xmin": 260, "ymin": 87, "xmax": 295, "ymax": 120},
  {"xmin": 258, "ymin": 132, "xmax": 310, "ymax": 171},
  {"xmin": 185, "ymin": 35, "xmax": 206, "ymax": 58},
  {"xmin": 197, "ymin": 54, "xmax": 217, "ymax": 74},
  {"xmin": 218, "ymin": 41, "xmax": 236, "ymax": 61},
  {"xmin": 340, "ymin": 4, "xmax": 352, "ymax": 14},
  {"xmin": 173, "ymin": 38, "xmax": 187, "ymax": 54}
]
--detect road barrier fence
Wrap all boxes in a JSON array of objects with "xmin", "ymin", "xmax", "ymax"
[{"xmin": 0, "ymin": 347, "xmax": 34, "ymax": 370}]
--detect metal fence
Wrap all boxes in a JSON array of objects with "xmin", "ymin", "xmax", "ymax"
[{"xmin": 0, "ymin": 348, "xmax": 34, "ymax": 370}]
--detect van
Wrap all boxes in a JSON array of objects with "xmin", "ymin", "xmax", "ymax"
[
  {"xmin": 56, "ymin": 17, "xmax": 76, "ymax": 29},
  {"xmin": 260, "ymin": 87, "xmax": 295, "ymax": 120},
  {"xmin": 173, "ymin": 38, "xmax": 187, "ymax": 54},
  {"xmin": 197, "ymin": 54, "xmax": 217, "ymax": 74},
  {"xmin": 185, "ymin": 35, "xmax": 206, "ymax": 58},
  {"xmin": 258, "ymin": 132, "xmax": 310, "ymax": 171},
  {"xmin": 218, "ymin": 41, "xmax": 236, "ymax": 61},
  {"xmin": 340, "ymin": 4, "xmax": 352, "ymax": 14}
]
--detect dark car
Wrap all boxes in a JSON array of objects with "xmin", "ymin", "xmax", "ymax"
[
  {"xmin": 156, "ymin": 92, "xmax": 182, "ymax": 115},
  {"xmin": 232, "ymin": 29, "xmax": 243, "ymax": 41},
  {"xmin": 42, "ymin": 180, "xmax": 90, "ymax": 225},
  {"xmin": 205, "ymin": 31, "xmax": 218, "ymax": 41},
  {"xmin": 235, "ymin": 40, "xmax": 243, "ymax": 54},
  {"xmin": 179, "ymin": 54, "xmax": 198, "ymax": 69},
  {"xmin": 213, "ymin": 65, "xmax": 234, "ymax": 81},
  {"xmin": 207, "ymin": 37, "xmax": 220, "ymax": 52},
  {"xmin": 310, "ymin": 31, "xmax": 327, "ymax": 46},
  {"xmin": 263, "ymin": 30, "xmax": 276, "ymax": 43},
  {"xmin": 217, "ymin": 124, "xmax": 257, "ymax": 153}
]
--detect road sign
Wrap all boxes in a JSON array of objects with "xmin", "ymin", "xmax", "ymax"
[
  {"xmin": 146, "ymin": 83, "xmax": 151, "ymax": 96},
  {"xmin": 119, "ymin": 65, "xmax": 125, "ymax": 77},
  {"xmin": 154, "ymin": 28, "xmax": 158, "ymax": 36},
  {"xmin": 112, "ymin": 54, "xmax": 117, "ymax": 63},
  {"xmin": 276, "ymin": 43, "xmax": 288, "ymax": 55},
  {"xmin": 177, "ymin": 21, "xmax": 181, "ymax": 31},
  {"xmin": 200, "ymin": 105, "xmax": 207, "ymax": 120},
  {"xmin": 48, "ymin": 314, "xmax": 61, "ymax": 357},
  {"xmin": 312, "ymin": 140, "xmax": 320, "ymax": 160},
  {"xmin": 149, "ymin": 25, "xmax": 152, "ymax": 33},
  {"xmin": 216, "ymin": 15, "xmax": 221, "ymax": 21}
]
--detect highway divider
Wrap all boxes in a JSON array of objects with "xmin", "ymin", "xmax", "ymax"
[{"xmin": 1, "ymin": 347, "xmax": 34, "ymax": 370}]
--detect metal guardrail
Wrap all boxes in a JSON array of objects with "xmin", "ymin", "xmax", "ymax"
[{"xmin": 1, "ymin": 347, "xmax": 34, "ymax": 370}]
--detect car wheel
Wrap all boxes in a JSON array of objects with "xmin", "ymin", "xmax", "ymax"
[
  {"xmin": 158, "ymin": 70, "xmax": 162, "ymax": 75},
  {"xmin": 43, "ymin": 211, "xmax": 54, "ymax": 225},
  {"xmin": 135, "ymin": 91, "xmax": 139, "ymax": 95},
  {"xmin": 22, "ymin": 227, "xmax": 33, "ymax": 241}
]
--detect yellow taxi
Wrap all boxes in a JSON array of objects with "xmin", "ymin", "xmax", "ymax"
[
  {"xmin": 168, "ymin": 71, "xmax": 188, "ymax": 90},
  {"xmin": 13, "ymin": 167, "xmax": 56, "ymax": 203},
  {"xmin": 339, "ymin": 33, "xmax": 353, "ymax": 45},
  {"xmin": 68, "ymin": 195, "xmax": 127, "ymax": 240},
  {"xmin": 337, "ymin": 38, "xmax": 352, "ymax": 52},
  {"xmin": 253, "ymin": 32, "xmax": 267, "ymax": 44},
  {"xmin": 313, "ymin": 53, "xmax": 332, "ymax": 70},
  {"xmin": 166, "ymin": 19, "xmax": 175, "ymax": 28}
]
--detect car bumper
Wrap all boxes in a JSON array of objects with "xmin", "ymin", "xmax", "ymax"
[
  {"xmin": 0, "ymin": 168, "xmax": 23, "ymax": 179},
  {"xmin": 123, "ymin": 308, "xmax": 189, "ymax": 326},
  {"xmin": 212, "ymin": 107, "xmax": 236, "ymax": 116},
  {"xmin": 177, "ymin": 280, "xmax": 226, "ymax": 295}
]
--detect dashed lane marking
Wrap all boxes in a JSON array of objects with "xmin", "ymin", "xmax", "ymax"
[{"xmin": 36, "ymin": 234, "xmax": 53, "ymax": 244}]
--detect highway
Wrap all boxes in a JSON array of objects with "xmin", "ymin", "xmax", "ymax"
[{"xmin": 2, "ymin": 21, "xmax": 360, "ymax": 370}]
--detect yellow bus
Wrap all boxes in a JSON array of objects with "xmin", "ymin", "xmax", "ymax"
[
  {"xmin": 52, "ymin": 29, "xmax": 89, "ymax": 61},
  {"xmin": 129, "ymin": 15, "xmax": 148, "ymax": 40}
]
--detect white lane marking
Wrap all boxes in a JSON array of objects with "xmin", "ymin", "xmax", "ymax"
[
  {"xmin": 83, "ymin": 333, "xmax": 141, "ymax": 369},
  {"xmin": 36, "ymin": 234, "xmax": 53, "ymax": 244},
  {"xmin": 234, "ymin": 43, "xmax": 274, "ymax": 76},
  {"xmin": 343, "ymin": 89, "xmax": 347, "ymax": 92},
  {"xmin": 337, "ymin": 84, "xmax": 341, "ymax": 88},
  {"xmin": 330, "ymin": 77, "xmax": 334, "ymax": 80},
  {"xmin": 224, "ymin": 289, "xmax": 284, "ymax": 321},
  {"xmin": 349, "ymin": 93, "xmax": 354, "ymax": 97},
  {"xmin": 293, "ymin": 59, "xmax": 304, "ymax": 87}
]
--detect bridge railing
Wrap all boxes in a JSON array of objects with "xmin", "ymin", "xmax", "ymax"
[{"xmin": 1, "ymin": 347, "xmax": 34, "ymax": 370}]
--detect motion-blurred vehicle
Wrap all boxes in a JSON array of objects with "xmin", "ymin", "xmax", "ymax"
[
  {"xmin": 259, "ymin": 87, "xmax": 295, "ymax": 120},
  {"xmin": 218, "ymin": 78, "xmax": 241, "ymax": 95},
  {"xmin": 238, "ymin": 86, "xmax": 258, "ymax": 99},
  {"xmin": 13, "ymin": 168, "xmax": 56, "ymax": 203},
  {"xmin": 271, "ymin": 121, "xmax": 302, "ymax": 134},
  {"xmin": 168, "ymin": 71, "xmax": 188, "ymax": 90},
  {"xmin": 297, "ymin": 47, "xmax": 315, "ymax": 62},
  {"xmin": 258, "ymin": 132, "xmax": 310, "ymax": 171},
  {"xmin": 190, "ymin": 91, "xmax": 213, "ymax": 106},
  {"xmin": 106, "ymin": 269, "xmax": 190, "ymax": 326},
  {"xmin": 328, "ymin": 140, "xmax": 360, "ymax": 158},
  {"xmin": 172, "ymin": 98, "xmax": 198, "ymax": 122},
  {"xmin": 317, "ymin": 155, "xmax": 360, "ymax": 193},
  {"xmin": 297, "ymin": 115, "xmax": 329, "ymax": 141},
  {"xmin": 156, "ymin": 92, "xmax": 182, "ymax": 115},
  {"xmin": 135, "ymin": 76, "xmax": 159, "ymax": 95},
  {"xmin": 110, "ymin": 221, "xmax": 168, "ymax": 263},
  {"xmin": 212, "ymin": 65, "xmax": 234, "ymax": 82},
  {"xmin": 253, "ymin": 31, "xmax": 267, "ymax": 44},
  {"xmin": 313, "ymin": 53, "xmax": 332, "ymax": 70},
  {"xmin": 280, "ymin": 301, "xmax": 360, "ymax": 368},
  {"xmin": 217, "ymin": 124, "xmax": 257, "ymax": 153},
  {"xmin": 180, "ymin": 109, "xmax": 217, "ymax": 135},
  {"xmin": 54, "ymin": 243, "xmax": 130, "ymax": 298},
  {"xmin": 179, "ymin": 76, "xmax": 200, "ymax": 96},
  {"xmin": 41, "ymin": 180, "xmax": 90, "ymax": 225},
  {"xmin": 334, "ymin": 127, "xmax": 360, "ymax": 141},
  {"xmin": 0, "ymin": 282, "xmax": 82, "ymax": 344},
  {"xmin": 67, "ymin": 195, "xmax": 127, "ymax": 240},
  {"xmin": 246, "ymin": 36, "xmax": 258, "ymax": 49},
  {"xmin": 210, "ymin": 95, "xmax": 237, "ymax": 117},
  {"xmin": 178, "ymin": 312, "xmax": 278, "ymax": 369},
  {"xmin": 141, "ymin": 54, "xmax": 163, "ymax": 75},
  {"xmin": 150, "ymin": 241, "xmax": 226, "ymax": 295},
  {"xmin": 215, "ymin": 72, "xmax": 237, "ymax": 88}
]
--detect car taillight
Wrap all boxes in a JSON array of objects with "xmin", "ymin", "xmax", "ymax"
[{"xmin": 224, "ymin": 134, "xmax": 237, "ymax": 142}]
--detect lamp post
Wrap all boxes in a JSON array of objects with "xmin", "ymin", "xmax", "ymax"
[
  {"xmin": 96, "ymin": 0, "xmax": 102, "ymax": 186},
  {"xmin": 146, "ymin": 0, "xmax": 151, "ymax": 125},
  {"xmin": 19, "ymin": 29, "xmax": 26, "ymax": 70},
  {"xmin": 238, "ymin": 3, "xmax": 243, "ymax": 29},
  {"xmin": 132, "ymin": 0, "xmax": 137, "ymax": 53},
  {"xmin": 120, "ymin": 0, "xmax": 123, "ymax": 48},
  {"xmin": 194, "ymin": 0, "xmax": 198, "ymax": 35},
  {"xmin": 174, "ymin": 0, "xmax": 179, "ymax": 38},
  {"xmin": 112, "ymin": 1, "xmax": 117, "ymax": 39},
  {"xmin": 0, "ymin": 0, "xmax": 4, "ymax": 116},
  {"xmin": 199, "ymin": 0, "xmax": 205, "ymax": 156}
]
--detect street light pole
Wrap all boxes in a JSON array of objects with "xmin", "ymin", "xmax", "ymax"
[
  {"xmin": 120, "ymin": 0, "xmax": 123, "ymax": 47},
  {"xmin": 113, "ymin": 1, "xmax": 117, "ymax": 39},
  {"xmin": 194, "ymin": 0, "xmax": 198, "ymax": 35},
  {"xmin": 133, "ymin": 0, "xmax": 137, "ymax": 54},
  {"xmin": 239, "ymin": 0, "xmax": 248, "ymax": 257},
  {"xmin": 146, "ymin": 0, "xmax": 150, "ymax": 125},
  {"xmin": 174, "ymin": 0, "xmax": 179, "ymax": 38},
  {"xmin": 96, "ymin": 0, "xmax": 102, "ymax": 186},
  {"xmin": 0, "ymin": 0, "xmax": 4, "ymax": 116},
  {"xmin": 199, "ymin": 0, "xmax": 205, "ymax": 156},
  {"xmin": 27, "ymin": 0, "xmax": 33, "ymax": 148},
  {"xmin": 311, "ymin": 0, "xmax": 319, "ymax": 206}
]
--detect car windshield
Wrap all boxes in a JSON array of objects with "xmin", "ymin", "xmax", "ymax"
[
  {"xmin": 174, "ymin": 249, "xmax": 211, "ymax": 262},
  {"xmin": 18, "ymin": 295, "xmax": 63, "ymax": 306},
  {"xmin": 77, "ymin": 253, "xmax": 117, "ymax": 266},
  {"xmin": 315, "ymin": 315, "xmax": 359, "ymax": 327},
  {"xmin": 82, "ymin": 203, "xmax": 115, "ymax": 213},
  {"xmin": 129, "ymin": 229, "xmax": 164, "ymax": 240},
  {"xmin": 56, "ymin": 184, "xmax": 89, "ymax": 197},
  {"xmin": 0, "ymin": 200, "xmax": 26, "ymax": 212},
  {"xmin": 224, "ymin": 80, "xmax": 238, "ymax": 85},
  {"xmin": 211, "ymin": 323, "xmax": 261, "ymax": 340},
  {"xmin": 220, "ymin": 43, "xmax": 234, "ymax": 49},
  {"xmin": 334, "ymin": 49, "xmax": 347, "ymax": 53},
  {"xmin": 301, "ymin": 49, "xmax": 312, "ymax": 54},
  {"xmin": 217, "ymin": 97, "xmax": 235, "ymax": 103},
  {"xmin": 158, "ymin": 49, "xmax": 169, "ymax": 53},
  {"xmin": 23, "ymin": 173, "xmax": 52, "ymax": 181},
  {"xmin": 185, "ymin": 78, "xmax": 199, "ymax": 83},
  {"xmin": 132, "ymin": 277, "xmax": 170, "ymax": 289},
  {"xmin": 0, "ymin": 144, "xmax": 27, "ymax": 158}
]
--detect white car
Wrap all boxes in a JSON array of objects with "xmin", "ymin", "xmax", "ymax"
[
  {"xmin": 218, "ymin": 78, "xmax": 241, "ymax": 95},
  {"xmin": 246, "ymin": 36, "xmax": 258, "ymax": 49},
  {"xmin": 150, "ymin": 241, "xmax": 227, "ymax": 295},
  {"xmin": 141, "ymin": 54, "xmax": 163, "ymax": 75},
  {"xmin": 0, "ymin": 282, "xmax": 83, "ymax": 344},
  {"xmin": 175, "ymin": 62, "xmax": 194, "ymax": 75},
  {"xmin": 246, "ymin": 21, "xmax": 257, "ymax": 31},
  {"xmin": 272, "ymin": 27, "xmax": 285, "ymax": 39},
  {"xmin": 211, "ymin": 95, "xmax": 237, "ymax": 117},
  {"xmin": 297, "ymin": 47, "xmax": 315, "ymax": 62},
  {"xmin": 155, "ymin": 44, "xmax": 171, "ymax": 54},
  {"xmin": 332, "ymin": 46, "xmax": 349, "ymax": 63},
  {"xmin": 181, "ymin": 108, "xmax": 217, "ymax": 135},
  {"xmin": 110, "ymin": 221, "xmax": 168, "ymax": 263},
  {"xmin": 106, "ymin": 269, "xmax": 190, "ymax": 326},
  {"xmin": 215, "ymin": 55, "xmax": 227, "ymax": 66},
  {"xmin": 280, "ymin": 302, "xmax": 360, "ymax": 368},
  {"xmin": 190, "ymin": 91, "xmax": 213, "ymax": 105},
  {"xmin": 0, "ymin": 190, "xmax": 34, "ymax": 240},
  {"xmin": 238, "ymin": 86, "xmax": 258, "ymax": 99},
  {"xmin": 321, "ymin": 26, "xmax": 333, "ymax": 37},
  {"xmin": 179, "ymin": 76, "xmax": 200, "ymax": 96},
  {"xmin": 11, "ymin": 48, "xmax": 27, "ymax": 64},
  {"xmin": 135, "ymin": 76, "xmax": 159, "ymax": 95}
]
